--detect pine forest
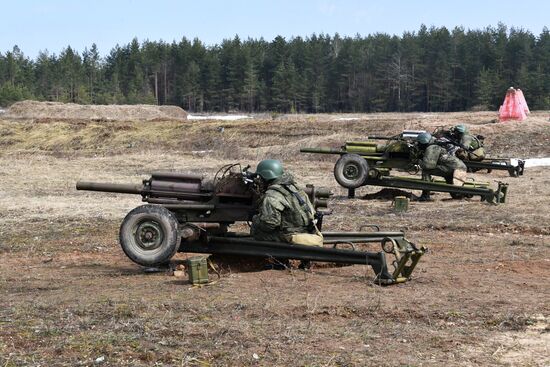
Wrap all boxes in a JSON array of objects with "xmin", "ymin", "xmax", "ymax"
[{"xmin": 1, "ymin": 24, "xmax": 549, "ymax": 112}]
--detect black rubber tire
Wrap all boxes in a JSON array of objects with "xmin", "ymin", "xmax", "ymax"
[
  {"xmin": 119, "ymin": 205, "xmax": 179, "ymax": 267},
  {"xmin": 334, "ymin": 154, "xmax": 369, "ymax": 189}
]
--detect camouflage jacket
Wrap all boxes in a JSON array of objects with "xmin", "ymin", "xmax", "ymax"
[
  {"xmin": 251, "ymin": 173, "xmax": 315, "ymax": 242},
  {"xmin": 420, "ymin": 144, "xmax": 467, "ymax": 174},
  {"xmin": 441, "ymin": 131, "xmax": 480, "ymax": 150}
]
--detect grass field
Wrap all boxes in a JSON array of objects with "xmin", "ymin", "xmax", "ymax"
[{"xmin": 1, "ymin": 111, "xmax": 549, "ymax": 366}]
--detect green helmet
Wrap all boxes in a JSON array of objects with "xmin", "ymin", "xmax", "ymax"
[
  {"xmin": 454, "ymin": 124, "xmax": 468, "ymax": 134},
  {"xmin": 416, "ymin": 132, "xmax": 432, "ymax": 144},
  {"xmin": 256, "ymin": 159, "xmax": 284, "ymax": 181}
]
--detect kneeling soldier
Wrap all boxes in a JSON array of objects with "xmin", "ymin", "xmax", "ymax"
[
  {"xmin": 251, "ymin": 159, "xmax": 319, "ymax": 241},
  {"xmin": 251, "ymin": 160, "xmax": 322, "ymax": 267},
  {"xmin": 416, "ymin": 132, "xmax": 467, "ymax": 201}
]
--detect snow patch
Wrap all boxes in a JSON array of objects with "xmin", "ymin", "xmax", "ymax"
[
  {"xmin": 523, "ymin": 158, "xmax": 550, "ymax": 168},
  {"xmin": 0, "ymin": 108, "xmax": 5, "ymax": 114},
  {"xmin": 187, "ymin": 114, "xmax": 251, "ymax": 121},
  {"xmin": 334, "ymin": 117, "xmax": 360, "ymax": 121},
  {"xmin": 510, "ymin": 158, "xmax": 550, "ymax": 168}
]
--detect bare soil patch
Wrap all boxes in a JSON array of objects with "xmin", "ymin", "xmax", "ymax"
[{"xmin": 4, "ymin": 100, "xmax": 188, "ymax": 122}]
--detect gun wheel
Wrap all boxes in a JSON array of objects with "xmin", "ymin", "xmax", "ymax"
[
  {"xmin": 334, "ymin": 154, "xmax": 369, "ymax": 189},
  {"xmin": 119, "ymin": 205, "xmax": 179, "ymax": 266}
]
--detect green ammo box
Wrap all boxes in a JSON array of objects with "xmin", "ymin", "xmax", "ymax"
[
  {"xmin": 186, "ymin": 256, "xmax": 210, "ymax": 285},
  {"xmin": 394, "ymin": 196, "xmax": 409, "ymax": 212}
]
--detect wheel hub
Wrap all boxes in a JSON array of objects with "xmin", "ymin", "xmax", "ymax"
[
  {"xmin": 343, "ymin": 163, "xmax": 360, "ymax": 179},
  {"xmin": 134, "ymin": 220, "xmax": 164, "ymax": 250}
]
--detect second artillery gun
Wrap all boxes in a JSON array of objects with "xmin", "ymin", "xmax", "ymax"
[
  {"xmin": 76, "ymin": 163, "xmax": 425, "ymax": 285},
  {"xmin": 301, "ymin": 130, "xmax": 512, "ymax": 202}
]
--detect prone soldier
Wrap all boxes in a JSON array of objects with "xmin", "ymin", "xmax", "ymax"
[{"xmin": 436, "ymin": 124, "xmax": 486, "ymax": 161}]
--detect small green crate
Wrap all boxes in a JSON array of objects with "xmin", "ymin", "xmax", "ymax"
[
  {"xmin": 186, "ymin": 256, "xmax": 210, "ymax": 285},
  {"xmin": 393, "ymin": 196, "xmax": 409, "ymax": 212}
]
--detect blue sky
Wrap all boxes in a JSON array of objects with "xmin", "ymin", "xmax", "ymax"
[{"xmin": 1, "ymin": 0, "xmax": 548, "ymax": 58}]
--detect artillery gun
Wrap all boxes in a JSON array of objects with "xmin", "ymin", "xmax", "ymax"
[
  {"xmin": 301, "ymin": 130, "xmax": 512, "ymax": 202},
  {"xmin": 76, "ymin": 163, "xmax": 425, "ymax": 285}
]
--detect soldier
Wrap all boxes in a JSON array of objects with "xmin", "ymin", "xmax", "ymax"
[
  {"xmin": 416, "ymin": 132, "xmax": 467, "ymax": 201},
  {"xmin": 251, "ymin": 160, "xmax": 322, "ymax": 270},
  {"xmin": 449, "ymin": 124, "xmax": 472, "ymax": 147},
  {"xmin": 437, "ymin": 124, "xmax": 485, "ymax": 161},
  {"xmin": 251, "ymin": 159, "xmax": 319, "ymax": 243}
]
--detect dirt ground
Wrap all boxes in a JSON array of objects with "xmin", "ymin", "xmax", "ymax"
[
  {"xmin": 0, "ymin": 111, "xmax": 549, "ymax": 366},
  {"xmin": 4, "ymin": 100, "xmax": 188, "ymax": 122}
]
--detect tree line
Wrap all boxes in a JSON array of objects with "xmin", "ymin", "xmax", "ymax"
[{"xmin": 1, "ymin": 24, "xmax": 549, "ymax": 112}]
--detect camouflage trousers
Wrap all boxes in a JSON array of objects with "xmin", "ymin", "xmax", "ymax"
[{"xmin": 251, "ymin": 226, "xmax": 310, "ymax": 243}]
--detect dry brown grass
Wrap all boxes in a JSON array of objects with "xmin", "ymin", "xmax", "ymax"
[
  {"xmin": 0, "ymin": 111, "xmax": 549, "ymax": 366},
  {"xmin": 1, "ymin": 110, "xmax": 549, "ymax": 159}
]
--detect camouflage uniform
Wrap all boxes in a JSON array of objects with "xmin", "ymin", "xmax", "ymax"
[
  {"xmin": 447, "ymin": 131, "xmax": 475, "ymax": 152},
  {"xmin": 439, "ymin": 130, "xmax": 485, "ymax": 161},
  {"xmin": 420, "ymin": 144, "xmax": 467, "ymax": 178},
  {"xmin": 456, "ymin": 133, "xmax": 485, "ymax": 161},
  {"xmin": 416, "ymin": 133, "xmax": 468, "ymax": 200},
  {"xmin": 251, "ymin": 173, "xmax": 315, "ymax": 242}
]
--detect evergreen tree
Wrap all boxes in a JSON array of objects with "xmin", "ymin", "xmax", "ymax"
[
  {"xmin": 243, "ymin": 57, "xmax": 259, "ymax": 112},
  {"xmin": 82, "ymin": 44, "xmax": 101, "ymax": 103},
  {"xmin": 0, "ymin": 25, "xmax": 548, "ymax": 112}
]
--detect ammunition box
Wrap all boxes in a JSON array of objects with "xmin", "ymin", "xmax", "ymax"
[
  {"xmin": 186, "ymin": 256, "xmax": 210, "ymax": 285},
  {"xmin": 394, "ymin": 196, "xmax": 409, "ymax": 212}
]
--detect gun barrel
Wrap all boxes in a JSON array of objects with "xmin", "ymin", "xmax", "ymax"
[
  {"xmin": 364, "ymin": 136, "xmax": 393, "ymax": 140},
  {"xmin": 300, "ymin": 147, "xmax": 344, "ymax": 155},
  {"xmin": 76, "ymin": 181, "xmax": 144, "ymax": 195}
]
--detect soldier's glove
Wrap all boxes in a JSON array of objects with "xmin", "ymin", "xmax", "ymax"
[{"xmin": 455, "ymin": 149, "xmax": 467, "ymax": 160}]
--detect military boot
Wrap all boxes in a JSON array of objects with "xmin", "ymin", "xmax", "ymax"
[
  {"xmin": 417, "ymin": 190, "xmax": 432, "ymax": 202},
  {"xmin": 264, "ymin": 258, "xmax": 291, "ymax": 270}
]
